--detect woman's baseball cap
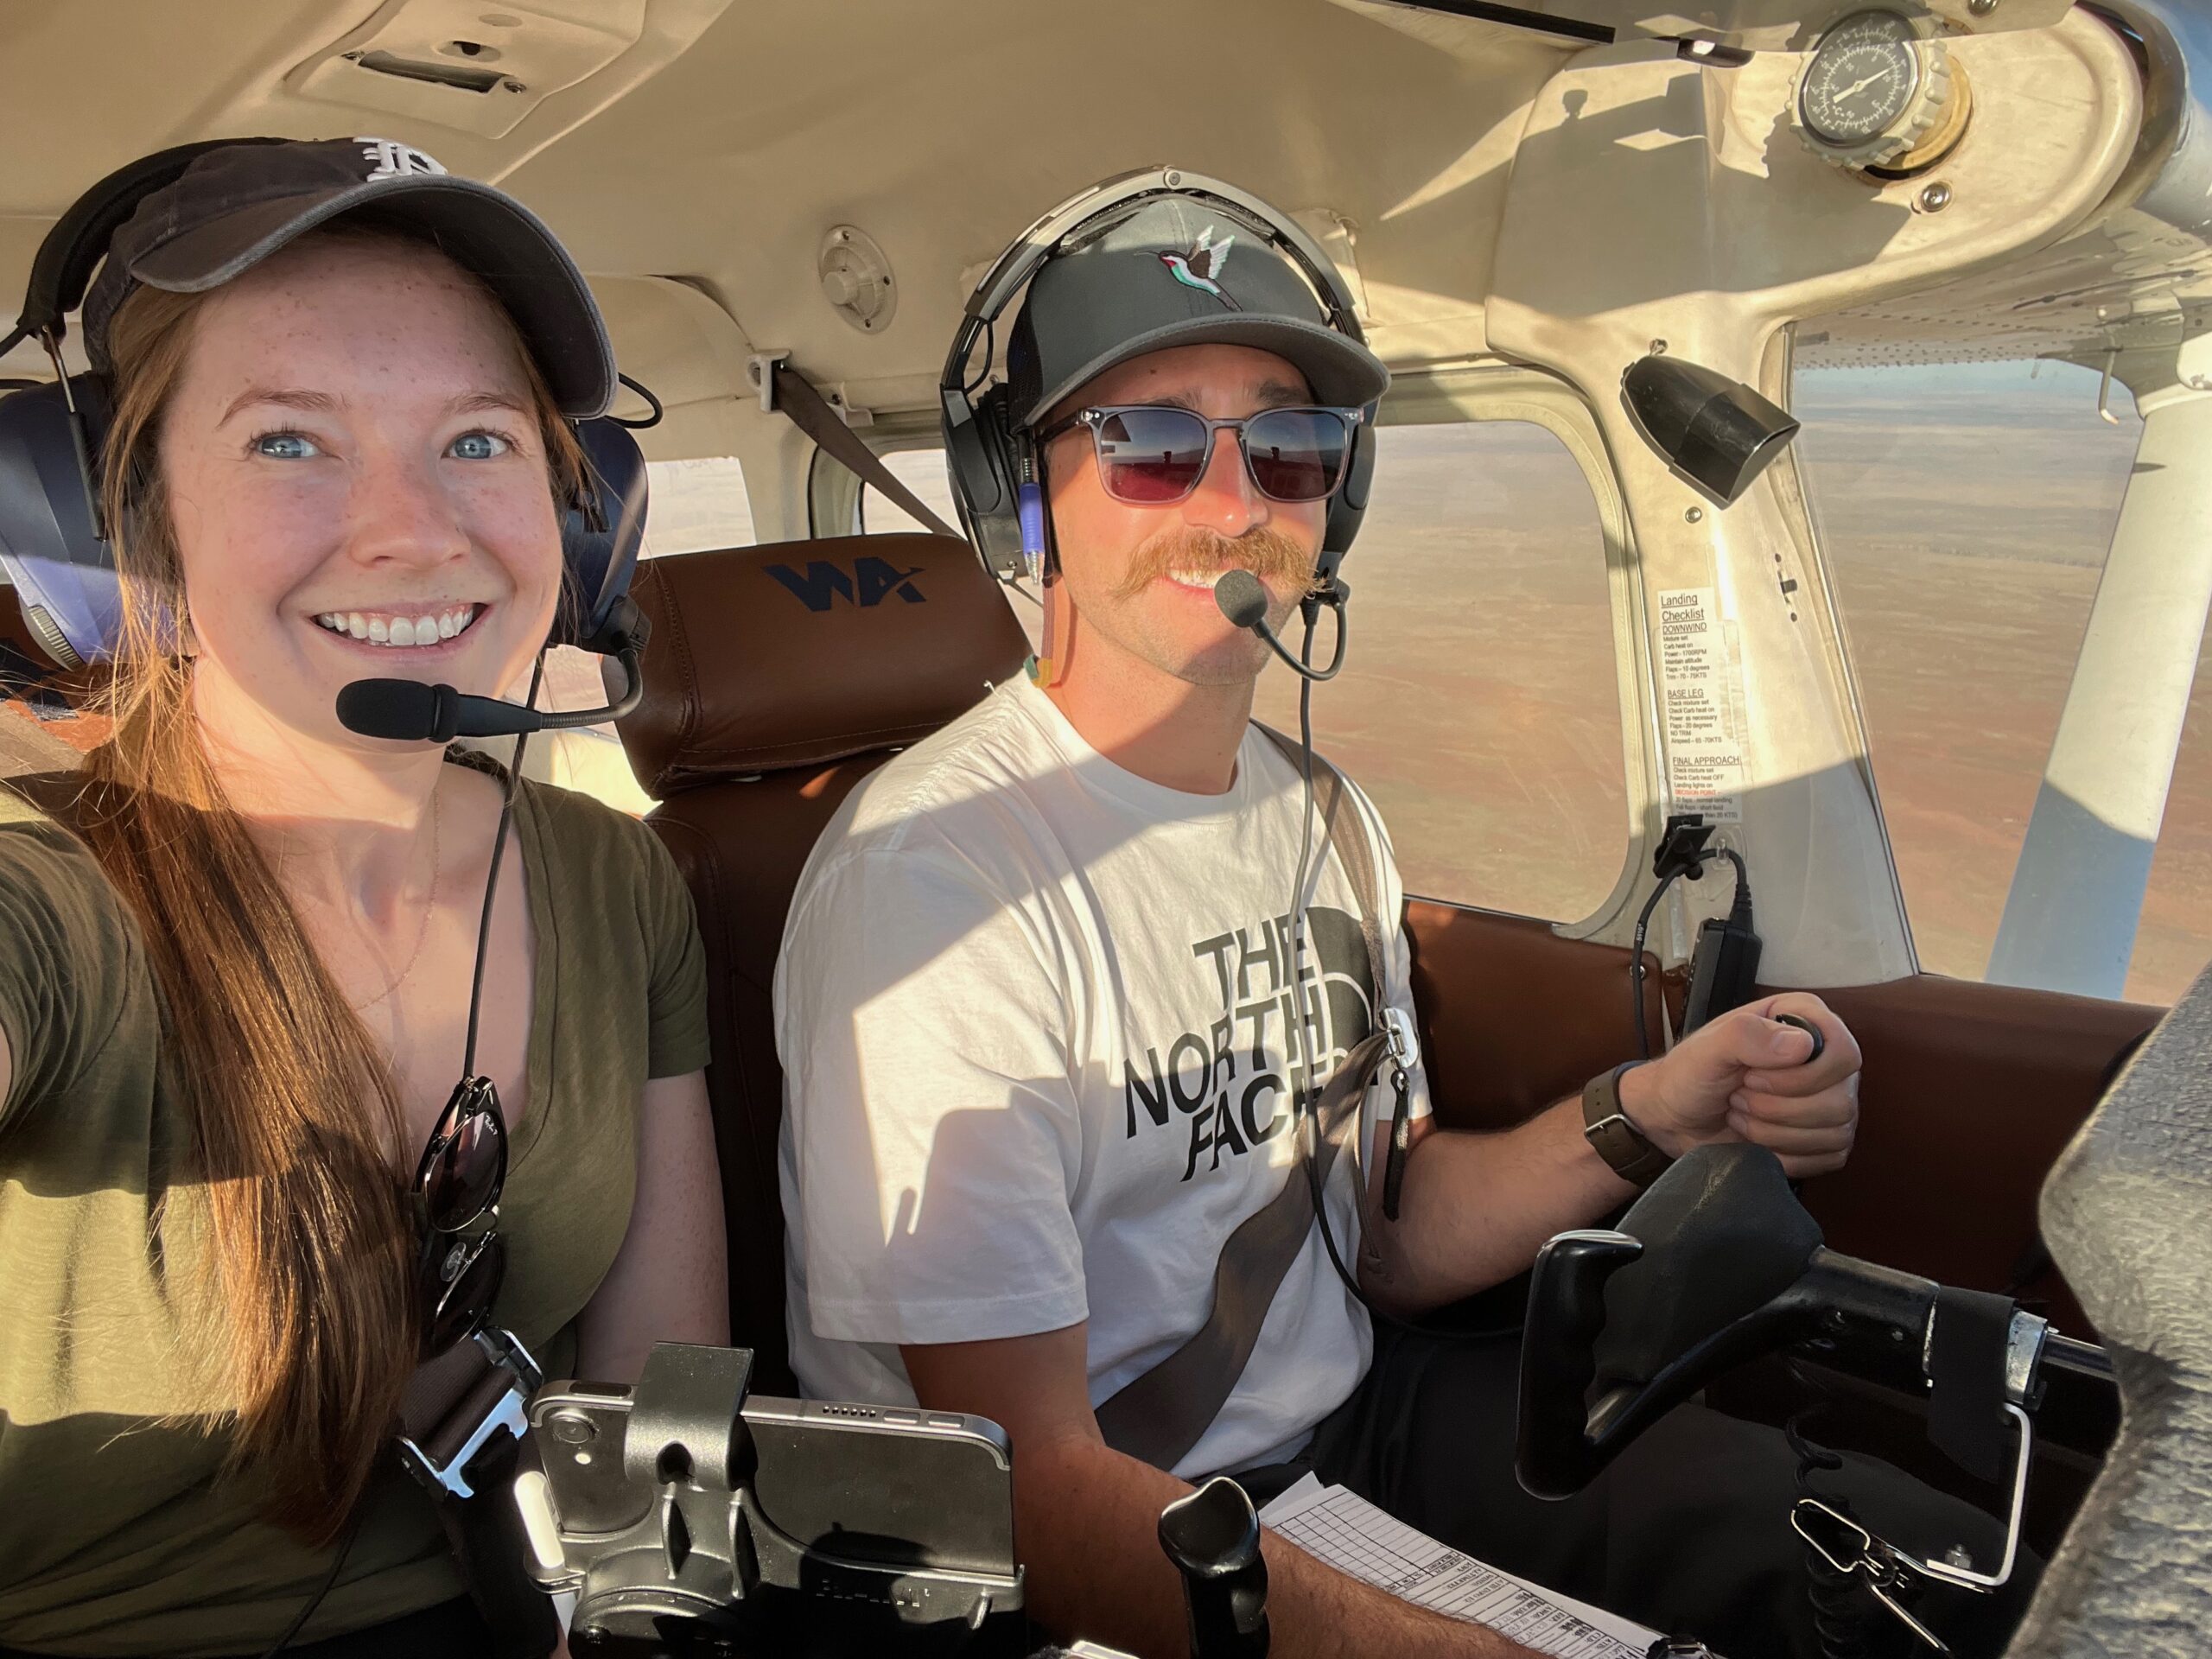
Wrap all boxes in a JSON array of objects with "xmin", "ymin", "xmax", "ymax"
[{"xmin": 80, "ymin": 135, "xmax": 613, "ymax": 418}]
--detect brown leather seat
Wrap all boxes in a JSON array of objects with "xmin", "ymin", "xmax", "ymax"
[{"xmin": 620, "ymin": 532, "xmax": 1031, "ymax": 1392}]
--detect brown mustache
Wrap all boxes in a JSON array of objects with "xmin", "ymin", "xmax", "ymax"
[{"xmin": 1109, "ymin": 525, "xmax": 1315, "ymax": 603}]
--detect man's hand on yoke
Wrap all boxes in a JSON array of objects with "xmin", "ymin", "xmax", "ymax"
[
  {"xmin": 902, "ymin": 1327, "xmax": 1541, "ymax": 1659},
  {"xmin": 1622, "ymin": 993, "xmax": 1863, "ymax": 1178}
]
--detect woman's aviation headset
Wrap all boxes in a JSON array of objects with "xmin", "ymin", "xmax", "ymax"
[
  {"xmin": 939, "ymin": 166, "xmax": 1378, "ymax": 593},
  {"xmin": 0, "ymin": 138, "xmax": 651, "ymax": 744}
]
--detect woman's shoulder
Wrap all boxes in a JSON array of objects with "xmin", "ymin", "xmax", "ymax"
[
  {"xmin": 516, "ymin": 772, "xmax": 667, "ymax": 874},
  {"xmin": 512, "ymin": 772, "xmax": 696, "ymax": 955},
  {"xmin": 0, "ymin": 774, "xmax": 118, "ymax": 892}
]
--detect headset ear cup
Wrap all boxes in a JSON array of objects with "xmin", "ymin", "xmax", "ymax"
[
  {"xmin": 0, "ymin": 374, "xmax": 126, "ymax": 666},
  {"xmin": 1319, "ymin": 410, "xmax": 1376, "ymax": 572},
  {"xmin": 554, "ymin": 417, "xmax": 648, "ymax": 649},
  {"xmin": 946, "ymin": 383, "xmax": 1027, "ymax": 577}
]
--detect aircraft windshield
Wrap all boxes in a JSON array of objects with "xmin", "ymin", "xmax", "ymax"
[{"xmin": 1795, "ymin": 357, "xmax": 2211, "ymax": 1004}]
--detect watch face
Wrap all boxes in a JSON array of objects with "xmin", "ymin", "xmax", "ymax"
[{"xmin": 1800, "ymin": 10, "xmax": 1923, "ymax": 147}]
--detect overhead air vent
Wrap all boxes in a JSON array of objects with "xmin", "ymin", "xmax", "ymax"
[
  {"xmin": 288, "ymin": 1, "xmax": 654, "ymax": 141},
  {"xmin": 351, "ymin": 50, "xmax": 512, "ymax": 96},
  {"xmin": 819, "ymin": 226, "xmax": 897, "ymax": 335}
]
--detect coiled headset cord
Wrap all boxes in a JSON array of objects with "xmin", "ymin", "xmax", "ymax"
[{"xmin": 260, "ymin": 659, "xmax": 544, "ymax": 1657}]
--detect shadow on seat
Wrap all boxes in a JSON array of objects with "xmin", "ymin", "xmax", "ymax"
[{"xmin": 619, "ymin": 531, "xmax": 1031, "ymax": 1393}]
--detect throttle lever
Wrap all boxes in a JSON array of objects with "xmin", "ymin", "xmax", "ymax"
[{"xmin": 1158, "ymin": 1477, "xmax": 1270, "ymax": 1659}]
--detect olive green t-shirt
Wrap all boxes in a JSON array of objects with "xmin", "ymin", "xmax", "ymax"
[{"xmin": 0, "ymin": 766, "xmax": 710, "ymax": 1656}]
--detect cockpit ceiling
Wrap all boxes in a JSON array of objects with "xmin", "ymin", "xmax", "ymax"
[
  {"xmin": 0, "ymin": 0, "xmax": 1573, "ymax": 399},
  {"xmin": 0, "ymin": 0, "xmax": 2193, "ymax": 406}
]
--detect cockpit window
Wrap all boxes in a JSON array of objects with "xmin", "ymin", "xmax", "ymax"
[
  {"xmin": 1250, "ymin": 418, "xmax": 1626, "ymax": 924},
  {"xmin": 1797, "ymin": 358, "xmax": 2211, "ymax": 1004},
  {"xmin": 859, "ymin": 448, "xmax": 959, "ymax": 537},
  {"xmin": 641, "ymin": 455, "xmax": 756, "ymax": 556}
]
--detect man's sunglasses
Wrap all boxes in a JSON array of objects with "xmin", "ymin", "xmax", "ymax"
[
  {"xmin": 411, "ymin": 1074, "xmax": 508, "ymax": 1358},
  {"xmin": 1039, "ymin": 404, "xmax": 1363, "ymax": 507}
]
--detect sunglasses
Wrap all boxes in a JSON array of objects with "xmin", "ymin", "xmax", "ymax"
[
  {"xmin": 1040, "ymin": 404, "xmax": 1363, "ymax": 507},
  {"xmin": 411, "ymin": 1074, "xmax": 508, "ymax": 1359}
]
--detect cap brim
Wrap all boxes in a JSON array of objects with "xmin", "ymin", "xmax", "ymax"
[
  {"xmin": 1024, "ymin": 313, "xmax": 1389, "ymax": 429},
  {"xmin": 130, "ymin": 175, "xmax": 613, "ymax": 418}
]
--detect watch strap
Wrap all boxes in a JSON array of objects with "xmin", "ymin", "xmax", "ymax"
[{"xmin": 1583, "ymin": 1061, "xmax": 1673, "ymax": 1188}]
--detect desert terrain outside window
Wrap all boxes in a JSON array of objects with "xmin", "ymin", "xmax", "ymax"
[
  {"xmin": 1796, "ymin": 359, "xmax": 2212, "ymax": 1005},
  {"xmin": 1251, "ymin": 419, "xmax": 1629, "ymax": 923}
]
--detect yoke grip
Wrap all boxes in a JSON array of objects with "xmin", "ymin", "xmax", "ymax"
[
  {"xmin": 1516, "ymin": 1230, "xmax": 1643, "ymax": 1501},
  {"xmin": 1160, "ymin": 1476, "xmax": 1270, "ymax": 1659}
]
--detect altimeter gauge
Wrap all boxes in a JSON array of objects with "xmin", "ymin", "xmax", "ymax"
[{"xmin": 1797, "ymin": 8, "xmax": 1961, "ymax": 172}]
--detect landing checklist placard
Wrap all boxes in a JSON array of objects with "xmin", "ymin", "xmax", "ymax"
[{"xmin": 1656, "ymin": 586, "xmax": 1745, "ymax": 824}]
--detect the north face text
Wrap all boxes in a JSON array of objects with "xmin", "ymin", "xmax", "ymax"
[{"xmin": 1122, "ymin": 906, "xmax": 1376, "ymax": 1182}]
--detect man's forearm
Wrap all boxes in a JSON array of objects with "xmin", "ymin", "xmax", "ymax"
[
  {"xmin": 1017, "ymin": 1429, "xmax": 1535, "ymax": 1658},
  {"xmin": 1360, "ymin": 1096, "xmax": 1633, "ymax": 1318}
]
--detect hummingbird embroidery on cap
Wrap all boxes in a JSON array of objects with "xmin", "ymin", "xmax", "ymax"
[{"xmin": 1159, "ymin": 226, "xmax": 1239, "ymax": 309}]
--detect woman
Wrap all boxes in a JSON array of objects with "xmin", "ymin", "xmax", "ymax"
[{"xmin": 0, "ymin": 140, "xmax": 728, "ymax": 1656}]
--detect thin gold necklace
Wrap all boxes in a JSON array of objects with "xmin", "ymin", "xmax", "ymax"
[{"xmin": 350, "ymin": 785, "xmax": 442, "ymax": 1014}]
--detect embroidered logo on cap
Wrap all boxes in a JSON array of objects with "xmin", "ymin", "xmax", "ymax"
[
  {"xmin": 1158, "ymin": 226, "xmax": 1239, "ymax": 310},
  {"xmin": 356, "ymin": 137, "xmax": 447, "ymax": 181}
]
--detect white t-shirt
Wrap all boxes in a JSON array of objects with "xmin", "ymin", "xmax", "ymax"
[{"xmin": 773, "ymin": 675, "xmax": 1433, "ymax": 1479}]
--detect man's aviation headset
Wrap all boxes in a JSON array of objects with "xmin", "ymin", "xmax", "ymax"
[
  {"xmin": 939, "ymin": 166, "xmax": 1378, "ymax": 589},
  {"xmin": 0, "ymin": 139, "xmax": 649, "ymax": 682}
]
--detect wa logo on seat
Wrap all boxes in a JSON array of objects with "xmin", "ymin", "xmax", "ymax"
[{"xmin": 764, "ymin": 557, "xmax": 926, "ymax": 612}]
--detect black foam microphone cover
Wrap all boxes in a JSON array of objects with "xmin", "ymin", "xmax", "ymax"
[
  {"xmin": 337, "ymin": 677, "xmax": 453, "ymax": 742},
  {"xmin": 1213, "ymin": 569, "xmax": 1270, "ymax": 631},
  {"xmin": 1593, "ymin": 1142, "xmax": 1824, "ymax": 1387}
]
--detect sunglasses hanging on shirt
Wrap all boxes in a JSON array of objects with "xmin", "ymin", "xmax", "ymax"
[{"xmin": 405, "ymin": 656, "xmax": 543, "ymax": 1361}]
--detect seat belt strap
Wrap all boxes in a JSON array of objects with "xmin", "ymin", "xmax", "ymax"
[
  {"xmin": 1094, "ymin": 731, "xmax": 1399, "ymax": 1472},
  {"xmin": 767, "ymin": 362, "xmax": 962, "ymax": 541},
  {"xmin": 1255, "ymin": 726, "xmax": 1391, "ymax": 1001}
]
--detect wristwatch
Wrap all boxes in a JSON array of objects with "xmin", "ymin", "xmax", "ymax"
[{"xmin": 1582, "ymin": 1061, "xmax": 1673, "ymax": 1188}]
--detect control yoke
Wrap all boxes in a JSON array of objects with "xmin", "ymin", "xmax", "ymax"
[{"xmin": 1516, "ymin": 1143, "xmax": 2088, "ymax": 1605}]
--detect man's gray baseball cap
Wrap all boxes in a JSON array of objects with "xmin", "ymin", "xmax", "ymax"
[
  {"xmin": 81, "ymin": 136, "xmax": 614, "ymax": 418},
  {"xmin": 1007, "ymin": 195, "xmax": 1389, "ymax": 429}
]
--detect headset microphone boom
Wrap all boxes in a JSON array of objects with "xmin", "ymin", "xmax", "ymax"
[{"xmin": 1211, "ymin": 568, "xmax": 1347, "ymax": 683}]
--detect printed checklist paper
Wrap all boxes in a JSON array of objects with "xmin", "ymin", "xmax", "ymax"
[{"xmin": 1258, "ymin": 1477, "xmax": 1661, "ymax": 1658}]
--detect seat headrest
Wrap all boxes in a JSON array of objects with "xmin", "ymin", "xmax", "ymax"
[{"xmin": 620, "ymin": 533, "xmax": 1032, "ymax": 797}]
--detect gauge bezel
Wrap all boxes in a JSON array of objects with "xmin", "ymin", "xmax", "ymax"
[{"xmin": 1799, "ymin": 8, "xmax": 1927, "ymax": 150}]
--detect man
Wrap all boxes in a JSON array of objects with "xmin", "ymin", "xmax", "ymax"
[{"xmin": 775, "ymin": 191, "xmax": 1978, "ymax": 1659}]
